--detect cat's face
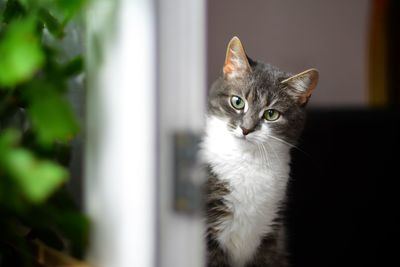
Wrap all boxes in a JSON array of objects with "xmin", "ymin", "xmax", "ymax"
[{"xmin": 208, "ymin": 37, "xmax": 318, "ymax": 146}]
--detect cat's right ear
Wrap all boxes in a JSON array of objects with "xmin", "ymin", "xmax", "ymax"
[
  {"xmin": 281, "ymin": 69, "xmax": 319, "ymax": 106},
  {"xmin": 223, "ymin": 36, "xmax": 251, "ymax": 79}
]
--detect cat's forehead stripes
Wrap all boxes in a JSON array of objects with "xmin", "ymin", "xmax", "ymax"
[
  {"xmin": 245, "ymin": 88, "xmax": 256, "ymax": 105},
  {"xmin": 241, "ymin": 77, "xmax": 278, "ymax": 111}
]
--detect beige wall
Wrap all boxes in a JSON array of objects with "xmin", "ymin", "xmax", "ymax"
[{"xmin": 207, "ymin": 0, "xmax": 371, "ymax": 107}]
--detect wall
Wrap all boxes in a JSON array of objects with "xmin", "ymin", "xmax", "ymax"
[{"xmin": 207, "ymin": 0, "xmax": 371, "ymax": 107}]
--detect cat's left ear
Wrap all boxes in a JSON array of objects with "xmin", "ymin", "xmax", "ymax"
[
  {"xmin": 281, "ymin": 69, "xmax": 319, "ymax": 106},
  {"xmin": 223, "ymin": 36, "xmax": 251, "ymax": 79}
]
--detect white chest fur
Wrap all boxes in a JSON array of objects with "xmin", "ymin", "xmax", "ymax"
[{"xmin": 201, "ymin": 116, "xmax": 291, "ymax": 267}]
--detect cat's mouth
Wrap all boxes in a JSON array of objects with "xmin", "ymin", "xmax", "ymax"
[
  {"xmin": 236, "ymin": 135, "xmax": 247, "ymax": 140},
  {"xmin": 232, "ymin": 131, "xmax": 265, "ymax": 147},
  {"xmin": 229, "ymin": 126, "xmax": 260, "ymax": 144},
  {"xmin": 230, "ymin": 129, "xmax": 246, "ymax": 140},
  {"xmin": 233, "ymin": 132, "xmax": 253, "ymax": 142}
]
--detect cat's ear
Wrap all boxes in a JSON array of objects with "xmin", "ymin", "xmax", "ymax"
[
  {"xmin": 223, "ymin": 36, "xmax": 251, "ymax": 79},
  {"xmin": 281, "ymin": 69, "xmax": 319, "ymax": 105}
]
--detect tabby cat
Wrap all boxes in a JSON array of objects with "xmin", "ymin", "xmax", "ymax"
[{"xmin": 201, "ymin": 37, "xmax": 318, "ymax": 267}]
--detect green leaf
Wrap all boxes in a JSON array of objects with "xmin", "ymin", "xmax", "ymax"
[
  {"xmin": 3, "ymin": 148, "xmax": 67, "ymax": 203},
  {"xmin": 17, "ymin": 0, "xmax": 87, "ymax": 22},
  {"xmin": 17, "ymin": 0, "xmax": 29, "ymax": 8},
  {"xmin": 0, "ymin": 128, "xmax": 20, "ymax": 148},
  {"xmin": 0, "ymin": 17, "xmax": 44, "ymax": 87},
  {"xmin": 26, "ymin": 85, "xmax": 79, "ymax": 146},
  {"xmin": 54, "ymin": 210, "xmax": 89, "ymax": 258},
  {"xmin": 2, "ymin": 0, "xmax": 26, "ymax": 23},
  {"xmin": 0, "ymin": 129, "xmax": 68, "ymax": 204},
  {"xmin": 56, "ymin": 0, "xmax": 87, "ymax": 21},
  {"xmin": 38, "ymin": 8, "xmax": 64, "ymax": 38},
  {"xmin": 63, "ymin": 56, "xmax": 83, "ymax": 77}
]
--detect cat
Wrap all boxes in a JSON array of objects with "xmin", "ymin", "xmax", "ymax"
[{"xmin": 201, "ymin": 36, "xmax": 318, "ymax": 267}]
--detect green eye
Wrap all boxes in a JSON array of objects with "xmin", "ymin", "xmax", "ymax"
[
  {"xmin": 230, "ymin": 95, "xmax": 245, "ymax": 110},
  {"xmin": 263, "ymin": 109, "xmax": 280, "ymax": 121}
]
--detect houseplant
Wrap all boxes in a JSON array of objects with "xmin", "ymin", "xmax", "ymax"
[{"xmin": 0, "ymin": 0, "xmax": 89, "ymax": 265}]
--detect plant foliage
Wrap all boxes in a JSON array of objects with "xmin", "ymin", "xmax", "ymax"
[{"xmin": 0, "ymin": 0, "xmax": 88, "ymax": 265}]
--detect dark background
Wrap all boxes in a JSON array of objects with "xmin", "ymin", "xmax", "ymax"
[{"xmin": 287, "ymin": 109, "xmax": 400, "ymax": 267}]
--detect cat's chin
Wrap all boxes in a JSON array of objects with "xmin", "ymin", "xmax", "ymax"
[
  {"xmin": 232, "ymin": 133, "xmax": 247, "ymax": 141},
  {"xmin": 232, "ymin": 134, "xmax": 259, "ymax": 146},
  {"xmin": 234, "ymin": 134, "xmax": 246, "ymax": 140}
]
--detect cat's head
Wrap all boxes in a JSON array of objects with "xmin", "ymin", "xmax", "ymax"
[{"xmin": 208, "ymin": 37, "xmax": 318, "ymax": 146}]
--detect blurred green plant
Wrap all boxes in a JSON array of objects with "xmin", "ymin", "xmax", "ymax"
[{"xmin": 0, "ymin": 0, "xmax": 88, "ymax": 266}]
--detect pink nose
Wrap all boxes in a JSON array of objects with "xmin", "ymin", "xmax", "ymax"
[{"xmin": 240, "ymin": 127, "xmax": 254, "ymax": 136}]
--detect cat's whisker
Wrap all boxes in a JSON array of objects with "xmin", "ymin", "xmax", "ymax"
[
  {"xmin": 267, "ymin": 134, "xmax": 309, "ymax": 156},
  {"xmin": 266, "ymin": 141, "xmax": 280, "ymax": 162},
  {"xmin": 249, "ymin": 136, "xmax": 271, "ymax": 168},
  {"xmin": 261, "ymin": 145, "xmax": 269, "ymax": 169},
  {"xmin": 260, "ymin": 143, "xmax": 271, "ymax": 170},
  {"xmin": 267, "ymin": 134, "xmax": 295, "ymax": 148},
  {"xmin": 256, "ymin": 146, "xmax": 266, "ymax": 168},
  {"xmin": 257, "ymin": 144, "xmax": 265, "ymax": 168}
]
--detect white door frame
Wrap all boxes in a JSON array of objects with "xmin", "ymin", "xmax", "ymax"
[{"xmin": 85, "ymin": 0, "xmax": 206, "ymax": 266}]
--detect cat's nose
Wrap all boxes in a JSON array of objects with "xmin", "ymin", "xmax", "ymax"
[{"xmin": 240, "ymin": 127, "xmax": 254, "ymax": 136}]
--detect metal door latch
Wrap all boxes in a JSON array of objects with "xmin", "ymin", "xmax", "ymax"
[{"xmin": 173, "ymin": 132, "xmax": 205, "ymax": 214}]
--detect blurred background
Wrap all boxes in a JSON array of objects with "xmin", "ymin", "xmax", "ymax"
[{"xmin": 0, "ymin": 0, "xmax": 399, "ymax": 266}]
